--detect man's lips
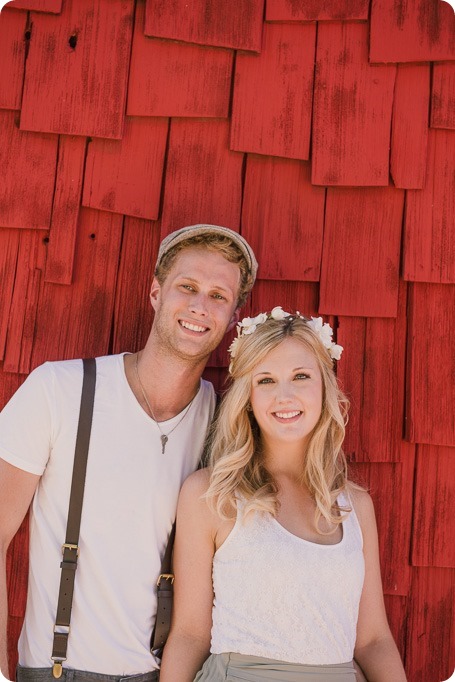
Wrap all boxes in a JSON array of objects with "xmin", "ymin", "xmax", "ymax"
[{"xmin": 179, "ymin": 319, "xmax": 209, "ymax": 333}]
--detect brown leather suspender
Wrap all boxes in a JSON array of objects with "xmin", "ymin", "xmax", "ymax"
[
  {"xmin": 151, "ymin": 522, "xmax": 176, "ymax": 654},
  {"xmin": 51, "ymin": 358, "xmax": 96, "ymax": 679}
]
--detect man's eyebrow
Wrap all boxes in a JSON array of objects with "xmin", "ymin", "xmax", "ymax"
[{"xmin": 177, "ymin": 275, "xmax": 232, "ymax": 293}]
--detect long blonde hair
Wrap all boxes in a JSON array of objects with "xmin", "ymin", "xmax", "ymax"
[{"xmin": 205, "ymin": 316, "xmax": 355, "ymax": 533}]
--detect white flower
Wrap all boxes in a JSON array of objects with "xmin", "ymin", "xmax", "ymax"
[
  {"xmin": 238, "ymin": 312, "xmax": 267, "ymax": 335},
  {"xmin": 330, "ymin": 343, "xmax": 343, "ymax": 360},
  {"xmin": 307, "ymin": 317, "xmax": 333, "ymax": 349},
  {"xmin": 270, "ymin": 306, "xmax": 291, "ymax": 321},
  {"xmin": 228, "ymin": 336, "xmax": 241, "ymax": 358}
]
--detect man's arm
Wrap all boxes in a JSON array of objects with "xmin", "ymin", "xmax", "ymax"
[{"xmin": 0, "ymin": 459, "xmax": 40, "ymax": 680}]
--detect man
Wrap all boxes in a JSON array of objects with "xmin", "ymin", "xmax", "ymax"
[{"xmin": 0, "ymin": 224, "xmax": 258, "ymax": 682}]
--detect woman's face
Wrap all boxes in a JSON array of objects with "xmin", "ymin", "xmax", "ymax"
[{"xmin": 250, "ymin": 337, "xmax": 323, "ymax": 454}]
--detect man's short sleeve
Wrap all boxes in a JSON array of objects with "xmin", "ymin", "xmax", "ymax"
[{"xmin": 0, "ymin": 363, "xmax": 54, "ymax": 475}]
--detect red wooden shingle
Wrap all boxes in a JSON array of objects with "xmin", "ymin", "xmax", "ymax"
[
  {"xmin": 230, "ymin": 22, "xmax": 316, "ymax": 160},
  {"xmin": 160, "ymin": 119, "xmax": 244, "ymax": 235},
  {"xmin": 30, "ymin": 208, "xmax": 123, "ymax": 368},
  {"xmin": 337, "ymin": 317, "xmax": 366, "ymax": 460},
  {"xmin": 112, "ymin": 217, "xmax": 159, "ymax": 355},
  {"xmin": 128, "ymin": 0, "xmax": 232, "ymax": 118},
  {"xmin": 0, "ymin": 8, "xmax": 26, "ymax": 110},
  {"xmin": 384, "ymin": 595, "xmax": 408, "ymax": 657},
  {"xmin": 7, "ymin": 614, "xmax": 24, "ymax": 679},
  {"xmin": 144, "ymin": 0, "xmax": 264, "ymax": 52},
  {"xmin": 405, "ymin": 567, "xmax": 455, "ymax": 682},
  {"xmin": 370, "ymin": 0, "xmax": 455, "ymax": 63},
  {"xmin": 406, "ymin": 283, "xmax": 455, "ymax": 447},
  {"xmin": 6, "ymin": 0, "xmax": 62, "ymax": 11},
  {"xmin": 404, "ymin": 129, "xmax": 455, "ymax": 283},
  {"xmin": 45, "ymin": 135, "xmax": 86, "ymax": 285},
  {"xmin": 250, "ymin": 280, "xmax": 319, "ymax": 317},
  {"xmin": 312, "ymin": 23, "xmax": 396, "ymax": 187},
  {"xmin": 20, "ymin": 0, "xmax": 134, "ymax": 138},
  {"xmin": 390, "ymin": 64, "xmax": 430, "ymax": 189},
  {"xmin": 0, "ymin": 110, "xmax": 58, "ymax": 229},
  {"xmin": 241, "ymin": 155, "xmax": 325, "ymax": 281},
  {"xmin": 266, "ymin": 0, "xmax": 369, "ymax": 20},
  {"xmin": 337, "ymin": 287, "xmax": 407, "ymax": 464},
  {"xmin": 0, "ymin": 231, "xmax": 20, "ymax": 361},
  {"xmin": 319, "ymin": 187, "xmax": 404, "ymax": 317},
  {"xmin": 350, "ymin": 452, "xmax": 414, "ymax": 596},
  {"xmin": 82, "ymin": 117, "xmax": 168, "ymax": 220},
  {"xmin": 412, "ymin": 445, "xmax": 455, "ymax": 568},
  {"xmin": 0, "ymin": 369, "xmax": 25, "ymax": 411},
  {"xmin": 431, "ymin": 62, "xmax": 455, "ymax": 130},
  {"xmin": 3, "ymin": 230, "xmax": 45, "ymax": 375}
]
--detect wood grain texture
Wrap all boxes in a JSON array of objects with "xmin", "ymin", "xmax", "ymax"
[
  {"xmin": 230, "ymin": 22, "xmax": 316, "ymax": 160},
  {"xmin": 0, "ymin": 110, "xmax": 58, "ymax": 229},
  {"xmin": 319, "ymin": 187, "xmax": 404, "ymax": 317},
  {"xmin": 3, "ymin": 231, "xmax": 46, "ymax": 374},
  {"xmin": 0, "ymin": 231, "xmax": 20, "ymax": 361},
  {"xmin": 241, "ymin": 155, "xmax": 325, "ymax": 281},
  {"xmin": 431, "ymin": 62, "xmax": 455, "ymax": 130},
  {"xmin": 144, "ymin": 0, "xmax": 264, "ymax": 51},
  {"xmin": 20, "ymin": 0, "xmax": 134, "ymax": 138},
  {"xmin": 370, "ymin": 0, "xmax": 455, "ymax": 63},
  {"xmin": 160, "ymin": 118, "xmax": 244, "ymax": 235},
  {"xmin": 349, "ymin": 451, "xmax": 414, "ymax": 596},
  {"xmin": 30, "ymin": 208, "xmax": 123, "ymax": 368},
  {"xmin": 45, "ymin": 135, "xmax": 86, "ymax": 285},
  {"xmin": 405, "ymin": 567, "xmax": 455, "ymax": 682},
  {"xmin": 0, "ymin": 8, "xmax": 26, "ymax": 110},
  {"xmin": 128, "ymin": 0, "xmax": 232, "ymax": 118},
  {"xmin": 312, "ymin": 22, "xmax": 396, "ymax": 187},
  {"xmin": 111, "ymin": 217, "xmax": 159, "ymax": 354},
  {"xmin": 390, "ymin": 64, "xmax": 430, "ymax": 189},
  {"xmin": 6, "ymin": 0, "xmax": 62, "ymax": 11},
  {"xmin": 337, "ymin": 288, "xmax": 407, "ymax": 464},
  {"xmin": 403, "ymin": 129, "xmax": 455, "ymax": 283},
  {"xmin": 82, "ymin": 116, "xmax": 168, "ymax": 220},
  {"xmin": 383, "ymin": 594, "xmax": 408, "ymax": 661},
  {"xmin": 412, "ymin": 445, "xmax": 455, "ymax": 568},
  {"xmin": 406, "ymin": 283, "xmax": 455, "ymax": 447},
  {"xmin": 265, "ymin": 0, "xmax": 369, "ymax": 21}
]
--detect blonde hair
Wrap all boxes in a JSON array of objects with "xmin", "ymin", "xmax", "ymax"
[
  {"xmin": 205, "ymin": 316, "xmax": 357, "ymax": 533},
  {"xmin": 155, "ymin": 234, "xmax": 252, "ymax": 307}
]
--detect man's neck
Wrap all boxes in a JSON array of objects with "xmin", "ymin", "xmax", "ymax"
[{"xmin": 124, "ymin": 343, "xmax": 207, "ymax": 422}]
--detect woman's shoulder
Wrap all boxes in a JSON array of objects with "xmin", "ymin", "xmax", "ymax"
[
  {"xmin": 178, "ymin": 468, "xmax": 213, "ymax": 517},
  {"xmin": 347, "ymin": 486, "xmax": 377, "ymax": 533}
]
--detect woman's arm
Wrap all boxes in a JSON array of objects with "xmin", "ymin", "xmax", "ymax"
[
  {"xmin": 159, "ymin": 469, "xmax": 219, "ymax": 682},
  {"xmin": 353, "ymin": 490, "xmax": 407, "ymax": 682}
]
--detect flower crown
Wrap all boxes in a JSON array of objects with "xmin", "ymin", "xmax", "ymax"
[{"xmin": 228, "ymin": 306, "xmax": 343, "ymax": 367}]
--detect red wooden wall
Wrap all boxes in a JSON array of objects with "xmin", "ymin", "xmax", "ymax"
[{"xmin": 0, "ymin": 0, "xmax": 454, "ymax": 680}]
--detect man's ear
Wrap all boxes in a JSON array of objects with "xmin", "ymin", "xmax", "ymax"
[
  {"xmin": 149, "ymin": 277, "xmax": 161, "ymax": 311},
  {"xmin": 226, "ymin": 307, "xmax": 241, "ymax": 333}
]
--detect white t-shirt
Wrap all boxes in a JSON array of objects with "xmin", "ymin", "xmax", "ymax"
[{"xmin": 0, "ymin": 353, "xmax": 215, "ymax": 675}]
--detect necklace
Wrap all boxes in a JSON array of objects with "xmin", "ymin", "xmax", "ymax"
[{"xmin": 134, "ymin": 353, "xmax": 197, "ymax": 454}]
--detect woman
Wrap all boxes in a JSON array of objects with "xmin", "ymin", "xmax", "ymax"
[{"xmin": 160, "ymin": 308, "xmax": 407, "ymax": 682}]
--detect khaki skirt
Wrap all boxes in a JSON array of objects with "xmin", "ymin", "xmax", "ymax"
[{"xmin": 194, "ymin": 653, "xmax": 357, "ymax": 682}]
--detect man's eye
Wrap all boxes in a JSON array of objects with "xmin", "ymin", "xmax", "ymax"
[
  {"xmin": 182, "ymin": 284, "xmax": 195, "ymax": 291},
  {"xmin": 212, "ymin": 293, "xmax": 226, "ymax": 301}
]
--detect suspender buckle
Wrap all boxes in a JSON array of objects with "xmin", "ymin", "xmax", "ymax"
[
  {"xmin": 157, "ymin": 573, "xmax": 174, "ymax": 587},
  {"xmin": 62, "ymin": 543, "xmax": 79, "ymax": 556}
]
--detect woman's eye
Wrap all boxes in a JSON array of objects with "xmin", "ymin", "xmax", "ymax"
[
  {"xmin": 295, "ymin": 373, "xmax": 310, "ymax": 380},
  {"xmin": 257, "ymin": 377, "xmax": 274, "ymax": 385}
]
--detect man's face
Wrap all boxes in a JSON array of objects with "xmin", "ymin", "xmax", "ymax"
[{"xmin": 150, "ymin": 246, "xmax": 241, "ymax": 363}]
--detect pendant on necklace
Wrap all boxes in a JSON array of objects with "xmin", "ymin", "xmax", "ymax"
[{"xmin": 160, "ymin": 434, "xmax": 168, "ymax": 454}]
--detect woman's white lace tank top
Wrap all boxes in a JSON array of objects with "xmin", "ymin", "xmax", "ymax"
[{"xmin": 210, "ymin": 492, "xmax": 365, "ymax": 665}]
